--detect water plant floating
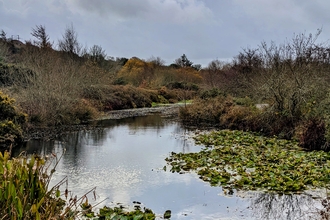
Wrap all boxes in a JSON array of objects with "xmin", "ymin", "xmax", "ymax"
[{"xmin": 165, "ymin": 130, "xmax": 330, "ymax": 192}]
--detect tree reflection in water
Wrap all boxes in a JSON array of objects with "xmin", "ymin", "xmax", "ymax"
[{"xmin": 248, "ymin": 191, "xmax": 323, "ymax": 220}]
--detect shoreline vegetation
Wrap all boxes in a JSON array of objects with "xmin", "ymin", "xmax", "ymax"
[{"xmin": 2, "ymin": 25, "xmax": 330, "ymax": 218}]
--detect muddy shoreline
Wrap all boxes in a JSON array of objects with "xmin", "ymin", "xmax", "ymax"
[{"xmin": 99, "ymin": 104, "xmax": 181, "ymax": 120}]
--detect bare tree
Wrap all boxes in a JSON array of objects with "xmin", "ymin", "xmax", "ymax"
[
  {"xmin": 147, "ymin": 56, "xmax": 165, "ymax": 66},
  {"xmin": 88, "ymin": 45, "xmax": 107, "ymax": 63},
  {"xmin": 255, "ymin": 30, "xmax": 326, "ymax": 116},
  {"xmin": 58, "ymin": 24, "xmax": 81, "ymax": 55},
  {"xmin": 31, "ymin": 25, "xmax": 52, "ymax": 49},
  {"xmin": 204, "ymin": 59, "xmax": 224, "ymax": 88}
]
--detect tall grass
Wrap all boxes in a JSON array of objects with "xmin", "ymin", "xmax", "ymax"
[{"xmin": 0, "ymin": 151, "xmax": 67, "ymax": 220}]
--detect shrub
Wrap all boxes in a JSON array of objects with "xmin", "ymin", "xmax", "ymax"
[
  {"xmin": 199, "ymin": 88, "xmax": 224, "ymax": 99},
  {"xmin": 179, "ymin": 96, "xmax": 234, "ymax": 125},
  {"xmin": 180, "ymin": 95, "xmax": 272, "ymax": 133},
  {"xmin": 0, "ymin": 91, "xmax": 26, "ymax": 147},
  {"xmin": 68, "ymin": 99, "xmax": 99, "ymax": 124},
  {"xmin": 158, "ymin": 86, "xmax": 178, "ymax": 101},
  {"xmin": 83, "ymin": 85, "xmax": 158, "ymax": 111},
  {"xmin": 0, "ymin": 63, "xmax": 35, "ymax": 87},
  {"xmin": 296, "ymin": 118, "xmax": 326, "ymax": 151},
  {"xmin": 166, "ymin": 81, "xmax": 199, "ymax": 91},
  {"xmin": 219, "ymin": 105, "xmax": 259, "ymax": 131}
]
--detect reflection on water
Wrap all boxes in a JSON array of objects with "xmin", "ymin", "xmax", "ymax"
[
  {"xmin": 246, "ymin": 191, "xmax": 322, "ymax": 220},
  {"xmin": 12, "ymin": 114, "xmax": 325, "ymax": 219}
]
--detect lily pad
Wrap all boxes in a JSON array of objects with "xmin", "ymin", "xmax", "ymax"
[{"xmin": 166, "ymin": 129, "xmax": 330, "ymax": 192}]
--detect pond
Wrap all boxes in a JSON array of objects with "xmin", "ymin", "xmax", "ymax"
[{"xmin": 13, "ymin": 114, "xmax": 325, "ymax": 219}]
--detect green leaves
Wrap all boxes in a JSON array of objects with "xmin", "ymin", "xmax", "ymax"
[
  {"xmin": 0, "ymin": 153, "xmax": 66, "ymax": 219},
  {"xmin": 95, "ymin": 205, "xmax": 156, "ymax": 220},
  {"xmin": 166, "ymin": 129, "xmax": 330, "ymax": 192}
]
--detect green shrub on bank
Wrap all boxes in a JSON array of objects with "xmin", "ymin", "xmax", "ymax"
[
  {"xmin": 198, "ymin": 88, "xmax": 225, "ymax": 100},
  {"xmin": 0, "ymin": 91, "xmax": 26, "ymax": 147}
]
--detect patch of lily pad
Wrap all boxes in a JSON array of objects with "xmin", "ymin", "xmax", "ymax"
[
  {"xmin": 165, "ymin": 130, "xmax": 330, "ymax": 192},
  {"xmin": 82, "ymin": 202, "xmax": 158, "ymax": 220}
]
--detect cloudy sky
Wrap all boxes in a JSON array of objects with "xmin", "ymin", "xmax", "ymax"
[{"xmin": 1, "ymin": 0, "xmax": 329, "ymax": 66}]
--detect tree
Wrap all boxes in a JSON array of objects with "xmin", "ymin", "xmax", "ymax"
[
  {"xmin": 255, "ymin": 30, "xmax": 326, "ymax": 116},
  {"xmin": 58, "ymin": 24, "xmax": 81, "ymax": 55},
  {"xmin": 243, "ymin": 29, "xmax": 330, "ymax": 141},
  {"xmin": 88, "ymin": 45, "xmax": 107, "ymax": 63},
  {"xmin": 192, "ymin": 64, "xmax": 202, "ymax": 71},
  {"xmin": 147, "ymin": 56, "xmax": 165, "ymax": 67},
  {"xmin": 174, "ymin": 54, "xmax": 193, "ymax": 67},
  {"xmin": 0, "ymin": 30, "xmax": 7, "ymax": 41},
  {"xmin": 203, "ymin": 59, "xmax": 224, "ymax": 88},
  {"xmin": 31, "ymin": 25, "xmax": 52, "ymax": 49},
  {"xmin": 117, "ymin": 57, "xmax": 154, "ymax": 86}
]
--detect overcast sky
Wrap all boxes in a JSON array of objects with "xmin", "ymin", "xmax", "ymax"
[{"xmin": 1, "ymin": 0, "xmax": 329, "ymax": 67}]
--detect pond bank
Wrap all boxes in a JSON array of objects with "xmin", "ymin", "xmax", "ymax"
[{"xmin": 23, "ymin": 104, "xmax": 182, "ymax": 142}]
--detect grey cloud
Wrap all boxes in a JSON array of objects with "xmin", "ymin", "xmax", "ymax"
[
  {"xmin": 2, "ymin": 0, "xmax": 330, "ymax": 68},
  {"xmin": 68, "ymin": 0, "xmax": 215, "ymax": 24}
]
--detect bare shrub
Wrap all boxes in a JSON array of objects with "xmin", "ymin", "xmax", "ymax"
[
  {"xmin": 8, "ymin": 47, "xmax": 112, "ymax": 125},
  {"xmin": 179, "ymin": 96, "xmax": 234, "ymax": 125},
  {"xmin": 219, "ymin": 105, "xmax": 259, "ymax": 131},
  {"xmin": 296, "ymin": 118, "xmax": 326, "ymax": 151}
]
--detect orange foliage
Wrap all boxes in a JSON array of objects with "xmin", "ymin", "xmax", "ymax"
[{"xmin": 175, "ymin": 67, "xmax": 202, "ymax": 84}]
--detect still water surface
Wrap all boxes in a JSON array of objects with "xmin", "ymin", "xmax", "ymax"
[{"xmin": 13, "ymin": 114, "xmax": 324, "ymax": 219}]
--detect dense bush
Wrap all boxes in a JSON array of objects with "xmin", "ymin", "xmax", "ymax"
[
  {"xmin": 0, "ymin": 62, "xmax": 35, "ymax": 87},
  {"xmin": 83, "ymin": 85, "xmax": 160, "ymax": 111},
  {"xmin": 0, "ymin": 91, "xmax": 26, "ymax": 147},
  {"xmin": 296, "ymin": 118, "xmax": 327, "ymax": 151},
  {"xmin": 199, "ymin": 88, "xmax": 225, "ymax": 100},
  {"xmin": 179, "ymin": 96, "xmax": 238, "ymax": 126}
]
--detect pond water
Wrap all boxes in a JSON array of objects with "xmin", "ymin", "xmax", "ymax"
[{"xmin": 13, "ymin": 114, "xmax": 325, "ymax": 219}]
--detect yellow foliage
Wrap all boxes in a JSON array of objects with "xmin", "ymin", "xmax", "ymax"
[
  {"xmin": 118, "ymin": 57, "xmax": 154, "ymax": 86},
  {"xmin": 175, "ymin": 67, "xmax": 202, "ymax": 84}
]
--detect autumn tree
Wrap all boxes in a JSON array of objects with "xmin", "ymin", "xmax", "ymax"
[
  {"xmin": 117, "ymin": 57, "xmax": 154, "ymax": 87},
  {"xmin": 31, "ymin": 25, "xmax": 53, "ymax": 49}
]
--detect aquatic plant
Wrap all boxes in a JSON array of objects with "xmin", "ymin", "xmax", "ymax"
[
  {"xmin": 166, "ymin": 130, "xmax": 330, "ymax": 192},
  {"xmin": 83, "ymin": 204, "xmax": 156, "ymax": 220},
  {"xmin": 0, "ymin": 151, "xmax": 67, "ymax": 219}
]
